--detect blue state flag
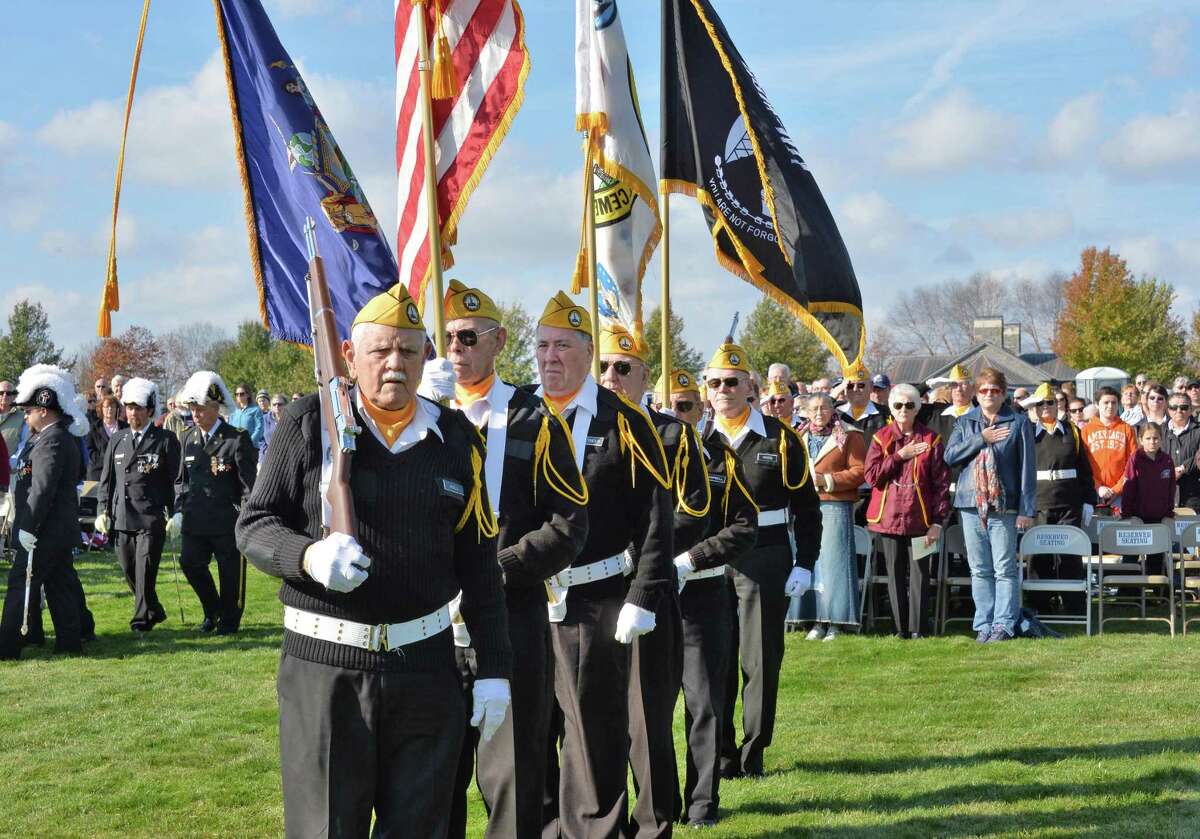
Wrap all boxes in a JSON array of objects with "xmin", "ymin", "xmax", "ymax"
[{"xmin": 215, "ymin": 0, "xmax": 396, "ymax": 344}]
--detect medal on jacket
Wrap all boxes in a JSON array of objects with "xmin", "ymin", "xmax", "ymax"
[
  {"xmin": 137, "ymin": 453, "xmax": 159, "ymax": 474},
  {"xmin": 17, "ymin": 460, "xmax": 32, "ymax": 479},
  {"xmin": 211, "ymin": 456, "xmax": 232, "ymax": 476}
]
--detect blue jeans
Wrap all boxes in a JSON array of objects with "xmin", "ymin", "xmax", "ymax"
[{"xmin": 959, "ymin": 509, "xmax": 1020, "ymax": 634}]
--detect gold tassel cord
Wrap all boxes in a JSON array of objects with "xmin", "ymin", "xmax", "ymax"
[
  {"xmin": 430, "ymin": 0, "xmax": 460, "ymax": 100},
  {"xmin": 673, "ymin": 425, "xmax": 711, "ymax": 518},
  {"xmin": 533, "ymin": 415, "xmax": 590, "ymax": 508},
  {"xmin": 99, "ymin": 0, "xmax": 152, "ymax": 337},
  {"xmin": 722, "ymin": 449, "xmax": 760, "ymax": 521},
  {"xmin": 614, "ymin": 398, "xmax": 671, "ymax": 491},
  {"xmin": 779, "ymin": 424, "xmax": 810, "ymax": 491},
  {"xmin": 456, "ymin": 446, "xmax": 499, "ymax": 540}
]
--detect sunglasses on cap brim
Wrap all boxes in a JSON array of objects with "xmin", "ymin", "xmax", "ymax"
[
  {"xmin": 600, "ymin": 360, "xmax": 634, "ymax": 376},
  {"xmin": 446, "ymin": 325, "xmax": 499, "ymax": 347}
]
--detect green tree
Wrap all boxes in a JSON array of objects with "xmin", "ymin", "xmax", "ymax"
[
  {"xmin": 1053, "ymin": 247, "xmax": 1186, "ymax": 381},
  {"xmin": 738, "ymin": 297, "xmax": 831, "ymax": 382},
  {"xmin": 213, "ymin": 321, "xmax": 316, "ymax": 396},
  {"xmin": 0, "ymin": 300, "xmax": 68, "ymax": 381},
  {"xmin": 494, "ymin": 300, "xmax": 535, "ymax": 385},
  {"xmin": 641, "ymin": 304, "xmax": 704, "ymax": 385}
]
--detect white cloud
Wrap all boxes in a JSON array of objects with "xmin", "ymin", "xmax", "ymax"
[
  {"xmin": 36, "ymin": 52, "xmax": 238, "ymax": 190},
  {"xmin": 1101, "ymin": 93, "xmax": 1200, "ymax": 177},
  {"xmin": 886, "ymin": 89, "xmax": 1017, "ymax": 173},
  {"xmin": 1115, "ymin": 234, "xmax": 1200, "ymax": 285},
  {"xmin": 839, "ymin": 192, "xmax": 928, "ymax": 255},
  {"xmin": 1147, "ymin": 16, "xmax": 1192, "ymax": 78},
  {"xmin": 0, "ymin": 121, "xmax": 16, "ymax": 145},
  {"xmin": 974, "ymin": 207, "xmax": 1074, "ymax": 248},
  {"xmin": 1044, "ymin": 92, "xmax": 1103, "ymax": 160}
]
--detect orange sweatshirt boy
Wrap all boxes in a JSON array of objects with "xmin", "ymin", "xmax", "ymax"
[{"xmin": 1082, "ymin": 415, "xmax": 1138, "ymax": 498}]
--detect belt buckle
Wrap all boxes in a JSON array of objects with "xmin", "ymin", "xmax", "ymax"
[{"xmin": 367, "ymin": 623, "xmax": 388, "ymax": 652}]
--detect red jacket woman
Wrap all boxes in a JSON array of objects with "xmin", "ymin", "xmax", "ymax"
[{"xmin": 864, "ymin": 421, "xmax": 951, "ymax": 536}]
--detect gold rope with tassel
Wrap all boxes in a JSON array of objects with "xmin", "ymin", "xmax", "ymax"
[
  {"xmin": 456, "ymin": 446, "xmax": 500, "ymax": 540},
  {"xmin": 779, "ymin": 424, "xmax": 810, "ymax": 491},
  {"xmin": 99, "ymin": 0, "xmax": 152, "ymax": 337},
  {"xmin": 673, "ymin": 424, "xmax": 711, "ymax": 518},
  {"xmin": 429, "ymin": 0, "xmax": 460, "ymax": 100},
  {"xmin": 533, "ymin": 414, "xmax": 590, "ymax": 507},
  {"xmin": 722, "ymin": 449, "xmax": 760, "ymax": 520},
  {"xmin": 614, "ymin": 395, "xmax": 671, "ymax": 491}
]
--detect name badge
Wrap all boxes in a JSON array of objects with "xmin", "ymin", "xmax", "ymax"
[
  {"xmin": 586, "ymin": 436, "xmax": 605, "ymax": 448},
  {"xmin": 709, "ymin": 474, "xmax": 727, "ymax": 485},
  {"xmin": 1162, "ymin": 469, "xmax": 1172, "ymax": 479},
  {"xmin": 440, "ymin": 478, "xmax": 465, "ymax": 500},
  {"xmin": 114, "ymin": 453, "xmax": 125, "ymax": 461},
  {"xmin": 185, "ymin": 455, "xmax": 196, "ymax": 463},
  {"xmin": 756, "ymin": 452, "xmax": 779, "ymax": 466}
]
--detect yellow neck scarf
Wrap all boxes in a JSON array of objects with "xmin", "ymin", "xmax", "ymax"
[
  {"xmin": 455, "ymin": 373, "xmax": 495, "ymax": 408},
  {"xmin": 544, "ymin": 386, "xmax": 582, "ymax": 415},
  {"xmin": 361, "ymin": 394, "xmax": 416, "ymax": 447},
  {"xmin": 716, "ymin": 407, "xmax": 751, "ymax": 439}
]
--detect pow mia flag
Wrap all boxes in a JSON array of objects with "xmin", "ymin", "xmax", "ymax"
[{"xmin": 661, "ymin": 0, "xmax": 865, "ymax": 371}]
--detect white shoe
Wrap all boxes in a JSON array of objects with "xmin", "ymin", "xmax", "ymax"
[
  {"xmin": 823, "ymin": 626, "xmax": 840, "ymax": 642},
  {"xmin": 805, "ymin": 625, "xmax": 826, "ymax": 641}
]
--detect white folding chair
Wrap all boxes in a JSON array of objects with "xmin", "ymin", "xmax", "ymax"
[
  {"xmin": 855, "ymin": 526, "xmax": 880, "ymax": 627},
  {"xmin": 935, "ymin": 524, "xmax": 972, "ymax": 635},
  {"xmin": 1019, "ymin": 525, "xmax": 1093, "ymax": 635},
  {"xmin": 1098, "ymin": 523, "xmax": 1175, "ymax": 636},
  {"xmin": 1177, "ymin": 523, "xmax": 1200, "ymax": 635}
]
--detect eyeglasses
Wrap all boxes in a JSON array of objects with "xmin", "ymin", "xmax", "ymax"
[
  {"xmin": 891, "ymin": 402, "xmax": 916, "ymax": 410},
  {"xmin": 1069, "ymin": 407, "xmax": 1084, "ymax": 414},
  {"xmin": 768, "ymin": 396, "xmax": 790, "ymax": 405},
  {"xmin": 846, "ymin": 382, "xmax": 868, "ymax": 391},
  {"xmin": 1037, "ymin": 400, "xmax": 1056, "ymax": 408},
  {"xmin": 445, "ymin": 325, "xmax": 499, "ymax": 347},
  {"xmin": 673, "ymin": 400, "xmax": 695, "ymax": 414},
  {"xmin": 1147, "ymin": 394, "xmax": 1165, "ymax": 402},
  {"xmin": 235, "ymin": 391, "xmax": 248, "ymax": 397},
  {"xmin": 0, "ymin": 390, "xmax": 15, "ymax": 397},
  {"xmin": 977, "ymin": 386, "xmax": 1003, "ymax": 396},
  {"xmin": 1170, "ymin": 404, "xmax": 1191, "ymax": 411},
  {"xmin": 707, "ymin": 377, "xmax": 741, "ymax": 390},
  {"xmin": 600, "ymin": 360, "xmax": 634, "ymax": 377}
]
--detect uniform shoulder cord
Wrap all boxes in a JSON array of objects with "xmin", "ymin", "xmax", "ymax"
[
  {"xmin": 614, "ymin": 393, "xmax": 672, "ymax": 490},
  {"xmin": 455, "ymin": 435, "xmax": 500, "ymax": 541},
  {"xmin": 723, "ymin": 449, "xmax": 760, "ymax": 520},
  {"xmin": 778, "ymin": 423, "xmax": 810, "ymax": 490},
  {"xmin": 533, "ymin": 412, "xmax": 589, "ymax": 507},
  {"xmin": 674, "ymin": 424, "xmax": 712, "ymax": 517}
]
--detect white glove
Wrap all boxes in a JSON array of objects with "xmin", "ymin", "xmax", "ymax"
[
  {"xmin": 674, "ymin": 552, "xmax": 695, "ymax": 593},
  {"xmin": 418, "ymin": 357, "xmax": 457, "ymax": 402},
  {"xmin": 784, "ymin": 566, "xmax": 812, "ymax": 597},
  {"xmin": 614, "ymin": 602, "xmax": 656, "ymax": 644},
  {"xmin": 302, "ymin": 531, "xmax": 371, "ymax": 593},
  {"xmin": 470, "ymin": 678, "xmax": 511, "ymax": 742},
  {"xmin": 166, "ymin": 513, "xmax": 183, "ymax": 538},
  {"xmin": 17, "ymin": 529, "xmax": 37, "ymax": 552},
  {"xmin": 94, "ymin": 512, "xmax": 110, "ymax": 535}
]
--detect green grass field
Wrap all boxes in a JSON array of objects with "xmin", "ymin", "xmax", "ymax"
[{"xmin": 2, "ymin": 551, "xmax": 1199, "ymax": 838}]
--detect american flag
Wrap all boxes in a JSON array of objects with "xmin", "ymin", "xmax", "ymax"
[{"xmin": 394, "ymin": 0, "xmax": 530, "ymax": 307}]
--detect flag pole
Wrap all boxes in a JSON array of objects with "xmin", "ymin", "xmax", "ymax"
[
  {"xmin": 584, "ymin": 135, "xmax": 601, "ymax": 379},
  {"xmin": 415, "ymin": 3, "xmax": 448, "ymax": 357},
  {"xmin": 660, "ymin": 192, "xmax": 671, "ymax": 407}
]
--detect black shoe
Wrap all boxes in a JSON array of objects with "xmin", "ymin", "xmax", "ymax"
[
  {"xmin": 894, "ymin": 631, "xmax": 909, "ymax": 640},
  {"xmin": 686, "ymin": 819, "xmax": 717, "ymax": 829},
  {"xmin": 742, "ymin": 763, "xmax": 764, "ymax": 779},
  {"xmin": 215, "ymin": 623, "xmax": 239, "ymax": 636},
  {"xmin": 148, "ymin": 609, "xmax": 167, "ymax": 627},
  {"xmin": 719, "ymin": 762, "xmax": 742, "ymax": 780},
  {"xmin": 199, "ymin": 616, "xmax": 218, "ymax": 633}
]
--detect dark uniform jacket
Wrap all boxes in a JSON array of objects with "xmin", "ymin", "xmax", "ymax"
[
  {"xmin": 14, "ymin": 422, "xmax": 83, "ymax": 554},
  {"xmin": 685, "ymin": 434, "xmax": 759, "ymax": 571},
  {"xmin": 86, "ymin": 418, "xmax": 126, "ymax": 481},
  {"xmin": 487, "ymin": 384, "xmax": 589, "ymax": 604},
  {"xmin": 1033, "ymin": 421, "xmax": 1097, "ymax": 513},
  {"xmin": 236, "ymin": 394, "xmax": 512, "ymax": 678},
  {"xmin": 838, "ymin": 402, "xmax": 887, "ymax": 441},
  {"xmin": 98, "ymin": 424, "xmax": 181, "ymax": 531},
  {"xmin": 174, "ymin": 419, "xmax": 257, "ymax": 536},
  {"xmin": 703, "ymin": 412, "xmax": 822, "ymax": 567},
  {"xmin": 647, "ymin": 408, "xmax": 710, "ymax": 558},
  {"xmin": 1163, "ymin": 418, "xmax": 1200, "ymax": 507}
]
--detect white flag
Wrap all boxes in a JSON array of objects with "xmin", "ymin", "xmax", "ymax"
[{"xmin": 573, "ymin": 0, "xmax": 661, "ymax": 337}]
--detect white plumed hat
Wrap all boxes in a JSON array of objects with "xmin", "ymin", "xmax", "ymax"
[
  {"xmin": 121, "ymin": 377, "xmax": 162, "ymax": 419},
  {"xmin": 14, "ymin": 364, "xmax": 89, "ymax": 437},
  {"xmin": 179, "ymin": 370, "xmax": 234, "ymax": 408}
]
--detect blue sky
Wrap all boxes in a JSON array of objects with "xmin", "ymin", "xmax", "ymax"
[{"xmin": 2, "ymin": 0, "xmax": 1198, "ymax": 364}]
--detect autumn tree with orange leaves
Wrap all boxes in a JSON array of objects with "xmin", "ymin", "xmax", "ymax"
[{"xmin": 1052, "ymin": 247, "xmax": 1185, "ymax": 381}]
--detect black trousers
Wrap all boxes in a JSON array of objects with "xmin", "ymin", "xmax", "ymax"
[
  {"xmin": 627, "ymin": 590, "xmax": 682, "ymax": 838},
  {"xmin": 1029, "ymin": 508, "xmax": 1085, "ymax": 613},
  {"xmin": 721, "ymin": 543, "xmax": 791, "ymax": 776},
  {"xmin": 278, "ymin": 651, "xmax": 465, "ymax": 839},
  {"xmin": 679, "ymin": 576, "xmax": 732, "ymax": 823},
  {"xmin": 878, "ymin": 534, "xmax": 933, "ymax": 637},
  {"xmin": 115, "ymin": 520, "xmax": 166, "ymax": 629},
  {"xmin": 180, "ymin": 530, "xmax": 245, "ymax": 630},
  {"xmin": 547, "ymin": 591, "xmax": 629, "ymax": 839},
  {"xmin": 451, "ymin": 599, "xmax": 553, "ymax": 839},
  {"xmin": 0, "ymin": 545, "xmax": 85, "ymax": 658}
]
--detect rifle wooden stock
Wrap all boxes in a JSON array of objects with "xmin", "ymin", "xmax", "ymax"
[{"xmin": 305, "ymin": 223, "xmax": 358, "ymax": 537}]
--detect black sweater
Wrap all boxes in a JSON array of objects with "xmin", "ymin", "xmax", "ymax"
[
  {"xmin": 236, "ymin": 395, "xmax": 511, "ymax": 678},
  {"xmin": 686, "ymin": 433, "xmax": 759, "ymax": 572}
]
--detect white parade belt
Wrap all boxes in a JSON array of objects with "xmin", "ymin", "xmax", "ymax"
[
  {"xmin": 553, "ymin": 554, "xmax": 626, "ymax": 589},
  {"xmin": 758, "ymin": 508, "xmax": 789, "ymax": 527},
  {"xmin": 284, "ymin": 604, "xmax": 451, "ymax": 653},
  {"xmin": 688, "ymin": 564, "xmax": 727, "ymax": 581},
  {"xmin": 1036, "ymin": 469, "xmax": 1077, "ymax": 481}
]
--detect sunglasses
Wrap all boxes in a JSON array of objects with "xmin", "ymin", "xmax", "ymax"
[
  {"xmin": 600, "ymin": 360, "xmax": 634, "ymax": 376},
  {"xmin": 445, "ymin": 325, "xmax": 499, "ymax": 347},
  {"xmin": 235, "ymin": 391, "xmax": 248, "ymax": 397},
  {"xmin": 768, "ymin": 396, "xmax": 790, "ymax": 404},
  {"xmin": 707, "ymin": 377, "xmax": 741, "ymax": 390},
  {"xmin": 846, "ymin": 382, "xmax": 868, "ymax": 391},
  {"xmin": 673, "ymin": 400, "xmax": 695, "ymax": 414},
  {"xmin": 0, "ymin": 390, "xmax": 16, "ymax": 396},
  {"xmin": 891, "ymin": 401, "xmax": 916, "ymax": 410},
  {"xmin": 1069, "ymin": 407, "xmax": 1084, "ymax": 414},
  {"xmin": 1170, "ymin": 404, "xmax": 1191, "ymax": 411},
  {"xmin": 977, "ymin": 386, "xmax": 1003, "ymax": 396},
  {"xmin": 1147, "ymin": 394, "xmax": 1165, "ymax": 401},
  {"xmin": 1037, "ymin": 400, "xmax": 1056, "ymax": 408}
]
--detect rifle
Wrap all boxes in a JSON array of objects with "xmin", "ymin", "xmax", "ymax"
[{"xmin": 303, "ymin": 217, "xmax": 359, "ymax": 537}]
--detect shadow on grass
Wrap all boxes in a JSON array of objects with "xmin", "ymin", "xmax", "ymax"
[{"xmin": 11, "ymin": 625, "xmax": 284, "ymax": 661}]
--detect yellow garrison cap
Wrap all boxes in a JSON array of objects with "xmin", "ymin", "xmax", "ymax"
[
  {"xmin": 844, "ymin": 360, "xmax": 870, "ymax": 383},
  {"xmin": 654, "ymin": 369, "xmax": 700, "ymax": 397},
  {"xmin": 948, "ymin": 363, "xmax": 970, "ymax": 382},
  {"xmin": 539, "ymin": 291, "xmax": 591, "ymax": 335},
  {"xmin": 707, "ymin": 342, "xmax": 750, "ymax": 373},
  {"xmin": 1020, "ymin": 382, "xmax": 1055, "ymax": 408},
  {"xmin": 443, "ymin": 278, "xmax": 501, "ymax": 323},
  {"xmin": 766, "ymin": 380, "xmax": 790, "ymax": 398},
  {"xmin": 352, "ymin": 283, "xmax": 425, "ymax": 331},
  {"xmin": 600, "ymin": 322, "xmax": 648, "ymax": 361}
]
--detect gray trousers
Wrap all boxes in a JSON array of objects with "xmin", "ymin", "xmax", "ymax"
[
  {"xmin": 115, "ymin": 519, "xmax": 165, "ymax": 629},
  {"xmin": 627, "ymin": 590, "xmax": 682, "ymax": 838},
  {"xmin": 277, "ymin": 652, "xmax": 465, "ymax": 839},
  {"xmin": 720, "ymin": 543, "xmax": 791, "ymax": 775},
  {"xmin": 679, "ymin": 576, "xmax": 732, "ymax": 823}
]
